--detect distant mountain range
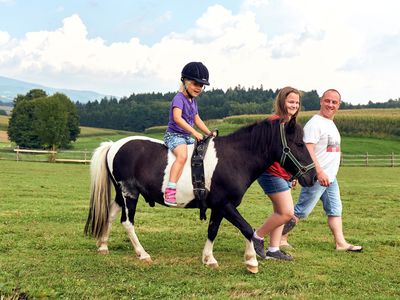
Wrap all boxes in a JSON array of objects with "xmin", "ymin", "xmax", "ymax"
[{"xmin": 0, "ymin": 75, "xmax": 110, "ymax": 104}]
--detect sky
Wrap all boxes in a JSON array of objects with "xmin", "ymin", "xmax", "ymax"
[{"xmin": 0, "ymin": 0, "xmax": 399, "ymax": 104}]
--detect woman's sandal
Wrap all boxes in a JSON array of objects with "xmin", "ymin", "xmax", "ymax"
[{"xmin": 336, "ymin": 245, "xmax": 363, "ymax": 252}]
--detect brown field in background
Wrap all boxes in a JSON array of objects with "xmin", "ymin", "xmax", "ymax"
[{"xmin": 0, "ymin": 131, "xmax": 8, "ymax": 142}]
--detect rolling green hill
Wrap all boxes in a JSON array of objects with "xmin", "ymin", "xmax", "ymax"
[{"xmin": 1, "ymin": 109, "xmax": 399, "ymax": 154}]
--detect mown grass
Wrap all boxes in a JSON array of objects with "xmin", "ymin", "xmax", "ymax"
[
  {"xmin": 0, "ymin": 160, "xmax": 399, "ymax": 299},
  {"xmin": 342, "ymin": 136, "xmax": 400, "ymax": 154}
]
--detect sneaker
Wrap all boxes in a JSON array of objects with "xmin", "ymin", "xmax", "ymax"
[
  {"xmin": 251, "ymin": 234, "xmax": 266, "ymax": 259},
  {"xmin": 164, "ymin": 187, "xmax": 177, "ymax": 207},
  {"xmin": 282, "ymin": 217, "xmax": 297, "ymax": 235},
  {"xmin": 266, "ymin": 250, "xmax": 293, "ymax": 261}
]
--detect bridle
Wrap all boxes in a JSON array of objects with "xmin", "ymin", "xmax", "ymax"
[{"xmin": 279, "ymin": 123, "xmax": 315, "ymax": 181}]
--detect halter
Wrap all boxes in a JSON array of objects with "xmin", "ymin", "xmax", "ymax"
[{"xmin": 279, "ymin": 123, "xmax": 315, "ymax": 181}]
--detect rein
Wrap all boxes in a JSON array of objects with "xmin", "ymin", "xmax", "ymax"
[{"xmin": 279, "ymin": 123, "xmax": 315, "ymax": 181}]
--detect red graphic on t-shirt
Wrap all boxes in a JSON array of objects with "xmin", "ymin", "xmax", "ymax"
[
  {"xmin": 327, "ymin": 145, "xmax": 341, "ymax": 152},
  {"xmin": 327, "ymin": 135, "xmax": 340, "ymax": 152}
]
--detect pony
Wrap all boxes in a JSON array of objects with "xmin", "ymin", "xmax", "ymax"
[{"xmin": 85, "ymin": 118, "xmax": 316, "ymax": 273}]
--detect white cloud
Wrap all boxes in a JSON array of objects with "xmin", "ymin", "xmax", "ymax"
[
  {"xmin": 239, "ymin": 0, "xmax": 400, "ymax": 102},
  {"xmin": 0, "ymin": 1, "xmax": 399, "ymax": 103},
  {"xmin": 0, "ymin": 31, "xmax": 10, "ymax": 46},
  {"xmin": 157, "ymin": 10, "xmax": 172, "ymax": 23}
]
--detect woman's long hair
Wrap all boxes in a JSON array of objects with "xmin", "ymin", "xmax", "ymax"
[{"xmin": 273, "ymin": 86, "xmax": 301, "ymax": 121}]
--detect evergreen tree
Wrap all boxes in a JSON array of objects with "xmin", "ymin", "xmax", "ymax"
[{"xmin": 302, "ymin": 90, "xmax": 320, "ymax": 110}]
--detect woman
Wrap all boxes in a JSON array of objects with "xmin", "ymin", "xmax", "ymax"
[{"xmin": 252, "ymin": 86, "xmax": 301, "ymax": 260}]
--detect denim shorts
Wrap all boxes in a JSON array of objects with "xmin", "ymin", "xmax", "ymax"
[
  {"xmin": 257, "ymin": 172, "xmax": 292, "ymax": 195},
  {"xmin": 294, "ymin": 178, "xmax": 342, "ymax": 218},
  {"xmin": 164, "ymin": 131, "xmax": 195, "ymax": 151}
]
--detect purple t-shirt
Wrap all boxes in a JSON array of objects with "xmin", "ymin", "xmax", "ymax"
[{"xmin": 167, "ymin": 92, "xmax": 198, "ymax": 136}]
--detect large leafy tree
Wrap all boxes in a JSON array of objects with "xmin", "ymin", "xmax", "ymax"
[
  {"xmin": 7, "ymin": 90, "xmax": 80, "ymax": 150},
  {"xmin": 8, "ymin": 89, "xmax": 46, "ymax": 148}
]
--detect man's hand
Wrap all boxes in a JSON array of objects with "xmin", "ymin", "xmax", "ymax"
[
  {"xmin": 317, "ymin": 170, "xmax": 330, "ymax": 187},
  {"xmin": 291, "ymin": 179, "xmax": 298, "ymax": 189}
]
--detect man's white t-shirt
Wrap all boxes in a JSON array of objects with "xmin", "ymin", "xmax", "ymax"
[{"xmin": 303, "ymin": 114, "xmax": 341, "ymax": 183}]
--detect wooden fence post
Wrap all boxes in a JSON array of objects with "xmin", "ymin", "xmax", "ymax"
[
  {"xmin": 391, "ymin": 152, "xmax": 395, "ymax": 167},
  {"xmin": 49, "ymin": 148, "xmax": 56, "ymax": 163}
]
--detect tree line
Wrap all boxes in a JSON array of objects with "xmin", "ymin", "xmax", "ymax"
[
  {"xmin": 76, "ymin": 85, "xmax": 400, "ymax": 132},
  {"xmin": 76, "ymin": 86, "xmax": 322, "ymax": 132}
]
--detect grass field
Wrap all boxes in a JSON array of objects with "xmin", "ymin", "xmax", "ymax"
[{"xmin": 0, "ymin": 160, "xmax": 399, "ymax": 299}]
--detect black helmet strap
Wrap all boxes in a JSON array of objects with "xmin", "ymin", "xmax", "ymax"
[{"xmin": 182, "ymin": 78, "xmax": 194, "ymax": 99}]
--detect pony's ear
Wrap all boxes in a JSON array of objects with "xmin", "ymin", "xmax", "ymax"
[{"xmin": 286, "ymin": 117, "xmax": 297, "ymax": 134}]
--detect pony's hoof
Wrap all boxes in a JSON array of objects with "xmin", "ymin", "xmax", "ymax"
[
  {"xmin": 140, "ymin": 257, "xmax": 153, "ymax": 264},
  {"xmin": 97, "ymin": 249, "xmax": 109, "ymax": 255},
  {"xmin": 246, "ymin": 265, "xmax": 258, "ymax": 274},
  {"xmin": 206, "ymin": 263, "xmax": 219, "ymax": 269}
]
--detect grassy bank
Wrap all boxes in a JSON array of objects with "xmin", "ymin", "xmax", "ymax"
[{"xmin": 0, "ymin": 160, "xmax": 399, "ymax": 299}]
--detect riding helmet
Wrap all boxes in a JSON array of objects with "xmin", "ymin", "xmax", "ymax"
[{"xmin": 181, "ymin": 62, "xmax": 210, "ymax": 85}]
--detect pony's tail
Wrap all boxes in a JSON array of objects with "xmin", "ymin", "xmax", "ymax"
[{"xmin": 84, "ymin": 141, "xmax": 113, "ymax": 239}]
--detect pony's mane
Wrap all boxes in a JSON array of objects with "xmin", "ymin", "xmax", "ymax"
[
  {"xmin": 293, "ymin": 123, "xmax": 304, "ymax": 141},
  {"xmin": 222, "ymin": 119, "xmax": 278, "ymax": 154},
  {"xmin": 226, "ymin": 120, "xmax": 263, "ymax": 138}
]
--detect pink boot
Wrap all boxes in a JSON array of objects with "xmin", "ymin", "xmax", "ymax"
[{"xmin": 164, "ymin": 187, "xmax": 177, "ymax": 207}]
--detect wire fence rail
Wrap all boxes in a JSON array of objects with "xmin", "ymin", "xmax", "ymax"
[{"xmin": 0, "ymin": 147, "xmax": 399, "ymax": 167}]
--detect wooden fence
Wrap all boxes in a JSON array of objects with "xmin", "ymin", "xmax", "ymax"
[
  {"xmin": 0, "ymin": 148, "xmax": 91, "ymax": 164},
  {"xmin": 340, "ymin": 153, "xmax": 399, "ymax": 167},
  {"xmin": 0, "ymin": 148, "xmax": 399, "ymax": 167}
]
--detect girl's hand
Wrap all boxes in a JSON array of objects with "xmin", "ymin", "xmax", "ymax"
[
  {"xmin": 193, "ymin": 131, "xmax": 203, "ymax": 141},
  {"xmin": 206, "ymin": 130, "xmax": 218, "ymax": 137},
  {"xmin": 210, "ymin": 130, "xmax": 218, "ymax": 137}
]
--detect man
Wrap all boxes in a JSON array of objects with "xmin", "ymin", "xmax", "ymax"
[{"xmin": 281, "ymin": 89, "xmax": 362, "ymax": 252}]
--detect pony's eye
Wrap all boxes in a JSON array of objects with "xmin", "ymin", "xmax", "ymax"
[{"xmin": 296, "ymin": 142, "xmax": 304, "ymax": 147}]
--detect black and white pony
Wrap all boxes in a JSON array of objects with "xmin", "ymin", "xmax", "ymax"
[{"xmin": 85, "ymin": 118, "xmax": 316, "ymax": 273}]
